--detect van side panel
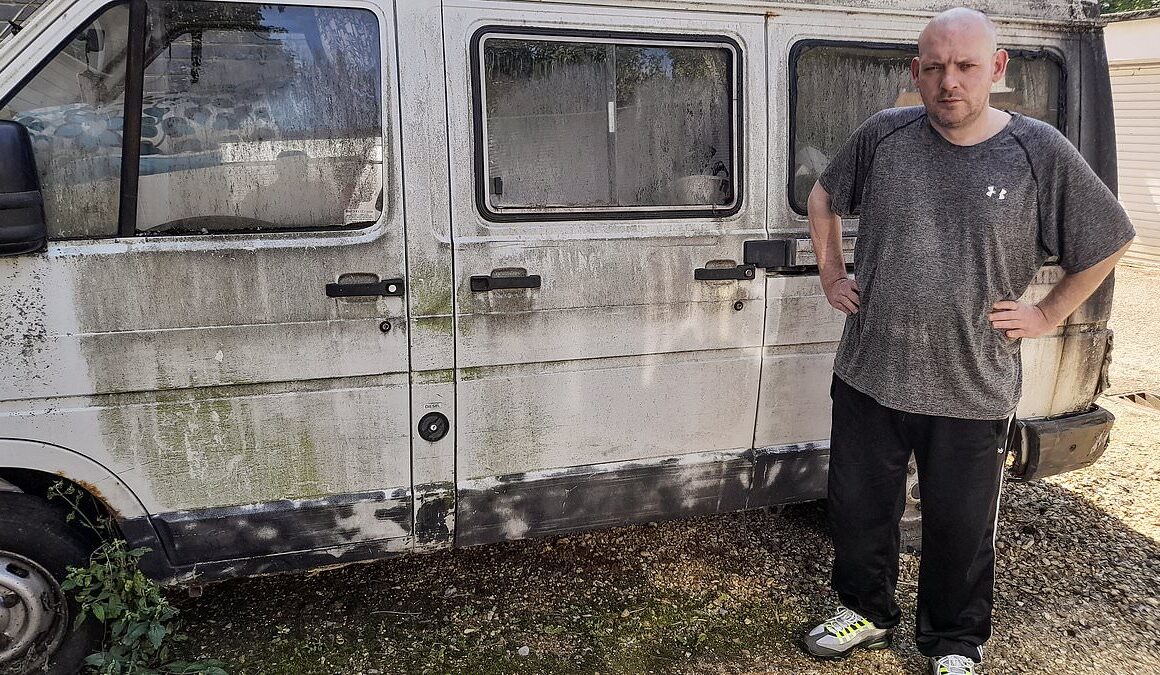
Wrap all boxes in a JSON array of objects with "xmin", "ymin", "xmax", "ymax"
[{"xmin": 0, "ymin": 0, "xmax": 418, "ymax": 577}]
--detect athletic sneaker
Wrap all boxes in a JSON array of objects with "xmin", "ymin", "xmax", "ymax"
[
  {"xmin": 802, "ymin": 605, "xmax": 893, "ymax": 659},
  {"xmin": 930, "ymin": 654, "xmax": 978, "ymax": 674}
]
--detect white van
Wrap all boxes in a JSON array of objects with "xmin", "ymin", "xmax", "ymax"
[{"xmin": 0, "ymin": 0, "xmax": 1122, "ymax": 671}]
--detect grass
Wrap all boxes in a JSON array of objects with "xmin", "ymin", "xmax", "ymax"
[{"xmin": 168, "ymin": 507, "xmax": 834, "ymax": 675}]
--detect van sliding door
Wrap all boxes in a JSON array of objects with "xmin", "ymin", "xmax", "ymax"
[
  {"xmin": 443, "ymin": 2, "xmax": 769, "ymax": 545},
  {"xmin": 757, "ymin": 12, "xmax": 1069, "ymax": 469}
]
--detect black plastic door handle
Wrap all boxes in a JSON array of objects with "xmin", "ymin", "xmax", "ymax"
[
  {"xmin": 694, "ymin": 264, "xmax": 755, "ymax": 281},
  {"xmin": 326, "ymin": 278, "xmax": 405, "ymax": 297},
  {"xmin": 470, "ymin": 273, "xmax": 542, "ymax": 292}
]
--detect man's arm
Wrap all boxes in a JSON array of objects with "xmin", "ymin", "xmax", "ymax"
[
  {"xmin": 807, "ymin": 181, "xmax": 860, "ymax": 315},
  {"xmin": 988, "ymin": 241, "xmax": 1132, "ymax": 339}
]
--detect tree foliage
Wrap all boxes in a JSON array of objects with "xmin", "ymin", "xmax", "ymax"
[{"xmin": 1101, "ymin": 0, "xmax": 1160, "ymax": 13}]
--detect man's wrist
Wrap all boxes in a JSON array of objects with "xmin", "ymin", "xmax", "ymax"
[
  {"xmin": 822, "ymin": 274, "xmax": 847, "ymax": 292},
  {"xmin": 1034, "ymin": 302, "xmax": 1060, "ymax": 328},
  {"xmin": 819, "ymin": 260, "xmax": 848, "ymax": 291}
]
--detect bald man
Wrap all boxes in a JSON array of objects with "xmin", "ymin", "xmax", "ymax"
[{"xmin": 801, "ymin": 7, "xmax": 1134, "ymax": 675}]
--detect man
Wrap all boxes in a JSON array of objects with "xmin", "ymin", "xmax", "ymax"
[{"xmin": 800, "ymin": 7, "xmax": 1135, "ymax": 675}]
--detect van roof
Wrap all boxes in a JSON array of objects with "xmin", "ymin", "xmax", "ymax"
[
  {"xmin": 0, "ymin": 0, "xmax": 1101, "ymax": 46},
  {"xmin": 727, "ymin": 0, "xmax": 1097, "ymax": 23}
]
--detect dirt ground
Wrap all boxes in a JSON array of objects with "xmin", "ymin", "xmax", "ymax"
[{"xmin": 171, "ymin": 264, "xmax": 1160, "ymax": 674}]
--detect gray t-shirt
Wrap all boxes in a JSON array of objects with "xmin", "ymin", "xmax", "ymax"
[{"xmin": 819, "ymin": 107, "xmax": 1135, "ymax": 419}]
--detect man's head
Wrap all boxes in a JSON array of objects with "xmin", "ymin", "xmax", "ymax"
[{"xmin": 911, "ymin": 7, "xmax": 1008, "ymax": 130}]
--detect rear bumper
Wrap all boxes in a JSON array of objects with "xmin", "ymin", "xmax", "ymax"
[{"xmin": 1009, "ymin": 405, "xmax": 1114, "ymax": 481}]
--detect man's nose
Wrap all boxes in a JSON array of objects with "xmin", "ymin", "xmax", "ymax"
[{"xmin": 942, "ymin": 71, "xmax": 961, "ymax": 92}]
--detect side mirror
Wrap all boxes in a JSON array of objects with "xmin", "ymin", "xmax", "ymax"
[
  {"xmin": 0, "ymin": 120, "xmax": 48, "ymax": 256},
  {"xmin": 80, "ymin": 27, "xmax": 104, "ymax": 55}
]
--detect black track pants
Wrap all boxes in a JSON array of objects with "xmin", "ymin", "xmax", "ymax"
[{"xmin": 827, "ymin": 375, "xmax": 1010, "ymax": 661}]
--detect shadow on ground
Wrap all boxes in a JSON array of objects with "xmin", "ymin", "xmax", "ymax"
[{"xmin": 170, "ymin": 473, "xmax": 1160, "ymax": 675}]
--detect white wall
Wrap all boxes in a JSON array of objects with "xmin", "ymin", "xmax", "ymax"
[
  {"xmin": 1106, "ymin": 17, "xmax": 1160, "ymax": 267},
  {"xmin": 1107, "ymin": 16, "xmax": 1160, "ymax": 63}
]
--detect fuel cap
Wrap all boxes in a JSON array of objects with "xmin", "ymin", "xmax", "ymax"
[{"xmin": 418, "ymin": 412, "xmax": 449, "ymax": 442}]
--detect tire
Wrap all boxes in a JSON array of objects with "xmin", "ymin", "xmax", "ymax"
[{"xmin": 0, "ymin": 492, "xmax": 102, "ymax": 675}]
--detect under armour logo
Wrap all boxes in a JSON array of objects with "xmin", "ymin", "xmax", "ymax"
[{"xmin": 986, "ymin": 185, "xmax": 1007, "ymax": 200}]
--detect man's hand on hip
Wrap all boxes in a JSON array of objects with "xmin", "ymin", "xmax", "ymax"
[
  {"xmin": 825, "ymin": 277, "xmax": 861, "ymax": 315},
  {"xmin": 988, "ymin": 300, "xmax": 1053, "ymax": 339}
]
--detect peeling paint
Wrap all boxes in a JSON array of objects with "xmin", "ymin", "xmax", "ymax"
[
  {"xmin": 457, "ymin": 445, "xmax": 827, "ymax": 547},
  {"xmin": 64, "ymin": 474, "xmax": 123, "ymax": 520},
  {"xmin": 414, "ymin": 482, "xmax": 454, "ymax": 546},
  {"xmin": 151, "ymin": 487, "xmax": 412, "ymax": 565}
]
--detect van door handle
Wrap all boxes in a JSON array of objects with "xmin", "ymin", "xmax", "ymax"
[
  {"xmin": 470, "ymin": 273, "xmax": 542, "ymax": 292},
  {"xmin": 694, "ymin": 264, "xmax": 755, "ymax": 281},
  {"xmin": 326, "ymin": 278, "xmax": 405, "ymax": 297}
]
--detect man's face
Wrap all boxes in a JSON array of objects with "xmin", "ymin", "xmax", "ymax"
[{"xmin": 911, "ymin": 23, "xmax": 1008, "ymax": 129}]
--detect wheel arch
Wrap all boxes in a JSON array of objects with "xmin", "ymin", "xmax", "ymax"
[
  {"xmin": 0, "ymin": 438, "xmax": 150, "ymax": 521},
  {"xmin": 0, "ymin": 439, "xmax": 177, "ymax": 582}
]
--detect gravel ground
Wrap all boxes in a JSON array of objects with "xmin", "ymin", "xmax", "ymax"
[{"xmin": 171, "ymin": 264, "xmax": 1160, "ymax": 674}]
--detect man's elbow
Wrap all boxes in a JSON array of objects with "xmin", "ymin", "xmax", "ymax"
[
  {"xmin": 1093, "ymin": 241, "xmax": 1134, "ymax": 274},
  {"xmin": 807, "ymin": 181, "xmax": 832, "ymax": 217},
  {"xmin": 1111, "ymin": 240, "xmax": 1133, "ymax": 264}
]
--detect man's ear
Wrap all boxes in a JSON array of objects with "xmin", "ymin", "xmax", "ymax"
[
  {"xmin": 992, "ymin": 48, "xmax": 1010, "ymax": 83},
  {"xmin": 910, "ymin": 56, "xmax": 921, "ymax": 84}
]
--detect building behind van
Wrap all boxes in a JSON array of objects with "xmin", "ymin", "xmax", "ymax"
[
  {"xmin": 0, "ymin": 1, "xmax": 1123, "ymax": 672},
  {"xmin": 1105, "ymin": 8, "xmax": 1160, "ymax": 267}
]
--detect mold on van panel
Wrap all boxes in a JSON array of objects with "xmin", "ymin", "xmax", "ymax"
[{"xmin": 95, "ymin": 382, "xmax": 411, "ymax": 511}]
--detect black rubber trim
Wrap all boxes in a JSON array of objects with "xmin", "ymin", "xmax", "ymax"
[
  {"xmin": 785, "ymin": 39, "xmax": 1068, "ymax": 216},
  {"xmin": 116, "ymin": 0, "xmax": 146, "ymax": 237},
  {"xmin": 457, "ymin": 443, "xmax": 830, "ymax": 548},
  {"xmin": 469, "ymin": 25, "xmax": 744, "ymax": 223},
  {"xmin": 1075, "ymin": 29, "xmax": 1115, "ymax": 193},
  {"xmin": 150, "ymin": 488, "xmax": 412, "ymax": 565}
]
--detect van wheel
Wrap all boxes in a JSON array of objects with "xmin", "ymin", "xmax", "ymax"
[{"xmin": 0, "ymin": 493, "xmax": 101, "ymax": 675}]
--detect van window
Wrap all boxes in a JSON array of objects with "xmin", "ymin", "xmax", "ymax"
[
  {"xmin": 135, "ymin": 2, "xmax": 383, "ymax": 234},
  {"xmin": 789, "ymin": 43, "xmax": 1063, "ymax": 214},
  {"xmin": 0, "ymin": 3, "xmax": 131, "ymax": 239},
  {"xmin": 0, "ymin": 1, "xmax": 382, "ymax": 240},
  {"xmin": 477, "ymin": 32, "xmax": 738, "ymax": 219}
]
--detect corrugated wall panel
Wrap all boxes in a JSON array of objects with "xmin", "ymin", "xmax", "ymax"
[{"xmin": 1111, "ymin": 60, "xmax": 1160, "ymax": 267}]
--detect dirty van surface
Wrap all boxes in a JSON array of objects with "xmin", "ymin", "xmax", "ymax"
[
  {"xmin": 0, "ymin": 0, "xmax": 1140, "ymax": 671},
  {"xmin": 167, "ymin": 266, "xmax": 1160, "ymax": 674}
]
